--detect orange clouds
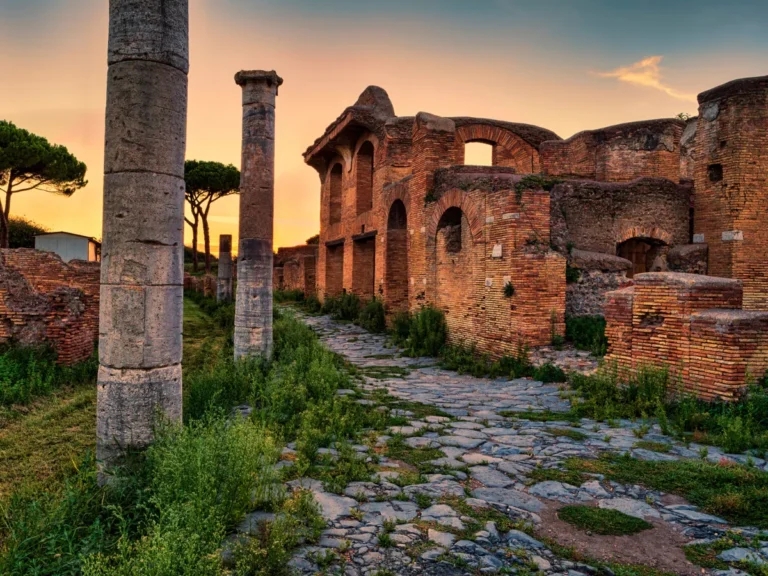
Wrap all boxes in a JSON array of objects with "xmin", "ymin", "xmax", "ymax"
[{"xmin": 594, "ymin": 56, "xmax": 697, "ymax": 103}]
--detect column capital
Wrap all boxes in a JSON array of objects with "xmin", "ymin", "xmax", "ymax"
[{"xmin": 235, "ymin": 70, "xmax": 283, "ymax": 92}]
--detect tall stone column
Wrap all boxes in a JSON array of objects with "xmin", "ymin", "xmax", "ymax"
[
  {"xmin": 233, "ymin": 70, "xmax": 282, "ymax": 359},
  {"xmin": 97, "ymin": 0, "xmax": 188, "ymax": 470},
  {"xmin": 217, "ymin": 234, "xmax": 233, "ymax": 302}
]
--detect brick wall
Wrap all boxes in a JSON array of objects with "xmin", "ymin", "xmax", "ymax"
[
  {"xmin": 550, "ymin": 178, "xmax": 692, "ymax": 254},
  {"xmin": 540, "ymin": 119, "xmax": 684, "ymax": 182},
  {"xmin": 273, "ymin": 244, "xmax": 318, "ymax": 295},
  {"xmin": 605, "ymin": 272, "xmax": 768, "ymax": 400},
  {"xmin": 693, "ymin": 76, "xmax": 768, "ymax": 310},
  {"xmin": 0, "ymin": 249, "xmax": 100, "ymax": 365}
]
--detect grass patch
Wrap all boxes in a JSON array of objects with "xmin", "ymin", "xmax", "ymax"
[
  {"xmin": 563, "ymin": 453, "xmax": 768, "ymax": 528},
  {"xmin": 547, "ymin": 427, "xmax": 588, "ymax": 441},
  {"xmin": 558, "ymin": 505, "xmax": 652, "ymax": 535},
  {"xmin": 527, "ymin": 467, "xmax": 587, "ymax": 487},
  {"xmin": 633, "ymin": 441, "xmax": 671, "ymax": 453},
  {"xmin": 358, "ymin": 365, "xmax": 411, "ymax": 380},
  {"xmin": 500, "ymin": 410, "xmax": 579, "ymax": 423}
]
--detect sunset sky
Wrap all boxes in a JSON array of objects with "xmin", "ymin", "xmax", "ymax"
[{"xmin": 1, "ymin": 0, "xmax": 766, "ymax": 252}]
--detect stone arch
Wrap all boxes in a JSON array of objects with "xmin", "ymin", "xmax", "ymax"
[
  {"xmin": 328, "ymin": 162, "xmax": 343, "ymax": 225},
  {"xmin": 617, "ymin": 226, "xmax": 673, "ymax": 278},
  {"xmin": 385, "ymin": 199, "xmax": 409, "ymax": 313},
  {"xmin": 426, "ymin": 190, "xmax": 484, "ymax": 245},
  {"xmin": 355, "ymin": 140, "xmax": 375, "ymax": 215},
  {"xmin": 456, "ymin": 123, "xmax": 541, "ymax": 173}
]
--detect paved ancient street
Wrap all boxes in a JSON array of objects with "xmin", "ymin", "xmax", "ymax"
[{"xmin": 237, "ymin": 313, "xmax": 768, "ymax": 575}]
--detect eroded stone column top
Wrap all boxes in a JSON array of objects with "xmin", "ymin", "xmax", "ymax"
[{"xmin": 235, "ymin": 70, "xmax": 283, "ymax": 91}]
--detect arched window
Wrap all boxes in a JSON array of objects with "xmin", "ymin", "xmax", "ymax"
[
  {"xmin": 386, "ymin": 200, "xmax": 409, "ymax": 312},
  {"xmin": 329, "ymin": 163, "xmax": 342, "ymax": 225},
  {"xmin": 356, "ymin": 141, "xmax": 374, "ymax": 215},
  {"xmin": 436, "ymin": 207, "xmax": 464, "ymax": 253},
  {"xmin": 464, "ymin": 141, "xmax": 493, "ymax": 166}
]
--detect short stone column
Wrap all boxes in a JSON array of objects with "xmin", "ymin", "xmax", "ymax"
[
  {"xmin": 97, "ymin": 0, "xmax": 188, "ymax": 470},
  {"xmin": 217, "ymin": 234, "xmax": 233, "ymax": 302},
  {"xmin": 233, "ymin": 70, "xmax": 282, "ymax": 359}
]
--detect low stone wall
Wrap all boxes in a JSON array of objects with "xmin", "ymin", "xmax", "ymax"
[
  {"xmin": 0, "ymin": 249, "xmax": 100, "ymax": 365},
  {"xmin": 604, "ymin": 272, "xmax": 768, "ymax": 400},
  {"xmin": 274, "ymin": 244, "xmax": 318, "ymax": 295},
  {"xmin": 566, "ymin": 249, "xmax": 632, "ymax": 317}
]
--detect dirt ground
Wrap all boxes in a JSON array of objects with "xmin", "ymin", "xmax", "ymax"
[{"xmin": 536, "ymin": 503, "xmax": 705, "ymax": 576}]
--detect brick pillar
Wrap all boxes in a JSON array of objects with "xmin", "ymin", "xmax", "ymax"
[
  {"xmin": 409, "ymin": 113, "xmax": 458, "ymax": 308},
  {"xmin": 233, "ymin": 70, "xmax": 282, "ymax": 359},
  {"xmin": 217, "ymin": 234, "xmax": 233, "ymax": 302},
  {"xmin": 694, "ymin": 76, "xmax": 768, "ymax": 309},
  {"xmin": 97, "ymin": 0, "xmax": 188, "ymax": 471}
]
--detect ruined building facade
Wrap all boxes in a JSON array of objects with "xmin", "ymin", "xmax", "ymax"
[{"xmin": 305, "ymin": 76, "xmax": 768, "ymax": 396}]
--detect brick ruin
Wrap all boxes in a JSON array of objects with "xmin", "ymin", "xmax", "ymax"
[
  {"xmin": 605, "ymin": 274, "xmax": 768, "ymax": 400},
  {"xmin": 273, "ymin": 244, "xmax": 318, "ymax": 295},
  {"xmin": 0, "ymin": 249, "xmax": 100, "ymax": 364},
  {"xmin": 304, "ymin": 76, "xmax": 768, "ymax": 396}
]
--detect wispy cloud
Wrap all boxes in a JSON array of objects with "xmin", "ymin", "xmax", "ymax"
[{"xmin": 594, "ymin": 56, "xmax": 695, "ymax": 102}]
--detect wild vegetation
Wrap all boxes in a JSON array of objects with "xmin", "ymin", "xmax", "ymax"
[{"xmin": 0, "ymin": 297, "xmax": 380, "ymax": 575}]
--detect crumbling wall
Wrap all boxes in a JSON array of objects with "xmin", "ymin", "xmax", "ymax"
[
  {"xmin": 550, "ymin": 178, "xmax": 692, "ymax": 254},
  {"xmin": 0, "ymin": 249, "xmax": 100, "ymax": 365},
  {"xmin": 274, "ymin": 244, "xmax": 318, "ymax": 295},
  {"xmin": 604, "ymin": 272, "xmax": 768, "ymax": 400},
  {"xmin": 540, "ymin": 119, "xmax": 684, "ymax": 182},
  {"xmin": 566, "ymin": 250, "xmax": 632, "ymax": 316}
]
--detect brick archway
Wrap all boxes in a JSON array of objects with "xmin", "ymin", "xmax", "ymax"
[
  {"xmin": 385, "ymin": 199, "xmax": 409, "ymax": 313},
  {"xmin": 617, "ymin": 226, "xmax": 673, "ymax": 246},
  {"xmin": 426, "ymin": 190, "xmax": 484, "ymax": 245},
  {"xmin": 456, "ymin": 123, "xmax": 540, "ymax": 172}
]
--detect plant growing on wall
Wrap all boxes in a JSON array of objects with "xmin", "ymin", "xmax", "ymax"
[{"xmin": 503, "ymin": 281, "xmax": 515, "ymax": 298}]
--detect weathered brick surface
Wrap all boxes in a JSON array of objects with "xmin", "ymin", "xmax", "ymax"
[
  {"xmin": 273, "ymin": 244, "xmax": 318, "ymax": 295},
  {"xmin": 605, "ymin": 273, "xmax": 768, "ymax": 400},
  {"xmin": 693, "ymin": 76, "xmax": 768, "ymax": 310},
  {"xmin": 550, "ymin": 178, "xmax": 692, "ymax": 255},
  {"xmin": 0, "ymin": 249, "xmax": 100, "ymax": 364},
  {"xmin": 540, "ymin": 119, "xmax": 684, "ymax": 182}
]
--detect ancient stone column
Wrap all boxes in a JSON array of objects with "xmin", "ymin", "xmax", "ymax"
[
  {"xmin": 217, "ymin": 234, "xmax": 233, "ymax": 302},
  {"xmin": 233, "ymin": 70, "xmax": 282, "ymax": 359},
  {"xmin": 97, "ymin": 0, "xmax": 188, "ymax": 471}
]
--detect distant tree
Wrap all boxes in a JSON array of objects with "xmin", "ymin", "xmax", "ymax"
[
  {"xmin": 305, "ymin": 234, "xmax": 320, "ymax": 245},
  {"xmin": 8, "ymin": 216, "xmax": 48, "ymax": 248},
  {"xmin": 0, "ymin": 121, "xmax": 87, "ymax": 248},
  {"xmin": 184, "ymin": 160, "xmax": 240, "ymax": 273}
]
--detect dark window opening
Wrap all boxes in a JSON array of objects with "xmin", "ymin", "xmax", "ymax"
[
  {"xmin": 329, "ymin": 164, "xmax": 342, "ymax": 225},
  {"xmin": 356, "ymin": 141, "xmax": 374, "ymax": 215},
  {"xmin": 708, "ymin": 164, "xmax": 723, "ymax": 183}
]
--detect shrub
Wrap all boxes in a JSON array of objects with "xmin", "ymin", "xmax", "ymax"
[
  {"xmin": 303, "ymin": 295, "xmax": 322, "ymax": 314},
  {"xmin": 390, "ymin": 311, "xmax": 412, "ymax": 347},
  {"xmin": 406, "ymin": 306, "xmax": 447, "ymax": 357},
  {"xmin": 503, "ymin": 282, "xmax": 515, "ymax": 298},
  {"xmin": 358, "ymin": 298, "xmax": 386, "ymax": 333},
  {"xmin": 565, "ymin": 315, "xmax": 607, "ymax": 356},
  {"xmin": 83, "ymin": 416, "xmax": 282, "ymax": 576},
  {"xmin": 533, "ymin": 362, "xmax": 567, "ymax": 383},
  {"xmin": 322, "ymin": 293, "xmax": 361, "ymax": 321},
  {"xmin": 273, "ymin": 289, "xmax": 304, "ymax": 303},
  {"xmin": 440, "ymin": 344, "xmax": 490, "ymax": 377}
]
